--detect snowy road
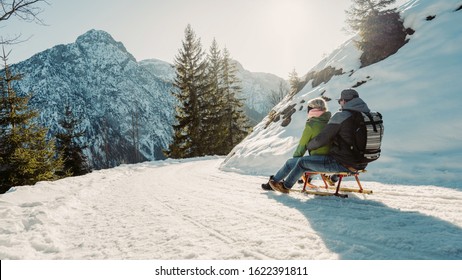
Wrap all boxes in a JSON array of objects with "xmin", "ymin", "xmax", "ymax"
[{"xmin": 1, "ymin": 157, "xmax": 461, "ymax": 259}]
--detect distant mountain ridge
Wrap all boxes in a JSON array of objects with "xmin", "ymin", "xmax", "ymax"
[{"xmin": 9, "ymin": 29, "xmax": 286, "ymax": 169}]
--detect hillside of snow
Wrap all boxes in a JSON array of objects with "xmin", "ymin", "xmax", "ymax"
[
  {"xmin": 221, "ymin": 0, "xmax": 462, "ymax": 188},
  {"xmin": 1, "ymin": 157, "xmax": 461, "ymax": 260}
]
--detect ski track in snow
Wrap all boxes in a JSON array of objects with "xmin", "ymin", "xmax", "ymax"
[{"xmin": 1, "ymin": 158, "xmax": 461, "ymax": 260}]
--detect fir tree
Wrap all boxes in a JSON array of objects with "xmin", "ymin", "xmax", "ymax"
[
  {"xmin": 346, "ymin": 0, "xmax": 397, "ymax": 32},
  {"xmin": 220, "ymin": 47, "xmax": 250, "ymax": 153},
  {"xmin": 288, "ymin": 68, "xmax": 300, "ymax": 96},
  {"xmin": 168, "ymin": 26, "xmax": 250, "ymax": 158},
  {"xmin": 55, "ymin": 104, "xmax": 91, "ymax": 177},
  {"xmin": 167, "ymin": 24, "xmax": 208, "ymax": 158},
  {"xmin": 345, "ymin": 0, "xmax": 407, "ymax": 67},
  {"xmin": 203, "ymin": 38, "xmax": 226, "ymax": 154},
  {"xmin": 269, "ymin": 81, "xmax": 289, "ymax": 108},
  {"xmin": 0, "ymin": 51, "xmax": 63, "ymax": 193}
]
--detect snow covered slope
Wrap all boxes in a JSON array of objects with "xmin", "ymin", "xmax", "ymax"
[
  {"xmin": 139, "ymin": 58, "xmax": 176, "ymax": 82},
  {"xmin": 221, "ymin": 0, "xmax": 462, "ymax": 188},
  {"xmin": 1, "ymin": 158, "xmax": 461, "ymax": 260}
]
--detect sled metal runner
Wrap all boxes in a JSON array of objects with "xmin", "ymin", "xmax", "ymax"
[
  {"xmin": 298, "ymin": 170, "xmax": 372, "ymax": 198},
  {"xmin": 290, "ymin": 188, "xmax": 349, "ymax": 198}
]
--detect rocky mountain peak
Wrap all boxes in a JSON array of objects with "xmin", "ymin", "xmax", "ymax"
[{"xmin": 75, "ymin": 29, "xmax": 136, "ymax": 63}]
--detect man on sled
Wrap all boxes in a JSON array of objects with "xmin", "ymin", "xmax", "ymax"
[{"xmin": 268, "ymin": 89, "xmax": 382, "ymax": 196}]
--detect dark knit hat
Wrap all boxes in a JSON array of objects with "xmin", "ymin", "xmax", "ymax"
[{"xmin": 338, "ymin": 89, "xmax": 359, "ymax": 101}]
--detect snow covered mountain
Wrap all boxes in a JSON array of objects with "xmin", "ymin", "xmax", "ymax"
[
  {"xmin": 235, "ymin": 61, "xmax": 290, "ymax": 125},
  {"xmin": 10, "ymin": 30, "xmax": 286, "ymax": 169},
  {"xmin": 221, "ymin": 0, "xmax": 462, "ymax": 188},
  {"xmin": 11, "ymin": 30, "xmax": 175, "ymax": 169},
  {"xmin": 138, "ymin": 58, "xmax": 176, "ymax": 83}
]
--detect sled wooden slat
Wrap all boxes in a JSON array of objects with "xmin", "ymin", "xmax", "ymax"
[{"xmin": 301, "ymin": 170, "xmax": 372, "ymax": 197}]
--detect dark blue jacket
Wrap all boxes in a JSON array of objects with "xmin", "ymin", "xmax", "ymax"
[{"xmin": 307, "ymin": 98, "xmax": 370, "ymax": 170}]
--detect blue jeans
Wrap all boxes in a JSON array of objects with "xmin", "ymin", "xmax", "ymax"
[
  {"xmin": 273, "ymin": 157, "xmax": 300, "ymax": 182},
  {"xmin": 274, "ymin": 155, "xmax": 350, "ymax": 189}
]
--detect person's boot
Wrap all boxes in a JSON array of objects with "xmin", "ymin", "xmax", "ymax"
[
  {"xmin": 269, "ymin": 180, "xmax": 290, "ymax": 193},
  {"xmin": 261, "ymin": 175, "xmax": 274, "ymax": 191},
  {"xmin": 322, "ymin": 174, "xmax": 338, "ymax": 186}
]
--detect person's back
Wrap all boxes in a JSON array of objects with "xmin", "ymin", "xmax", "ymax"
[
  {"xmin": 328, "ymin": 95, "xmax": 370, "ymax": 170},
  {"xmin": 292, "ymin": 107, "xmax": 331, "ymax": 157},
  {"xmin": 305, "ymin": 111, "xmax": 331, "ymax": 156}
]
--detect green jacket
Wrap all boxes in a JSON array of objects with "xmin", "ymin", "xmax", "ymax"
[{"xmin": 293, "ymin": 111, "xmax": 331, "ymax": 157}]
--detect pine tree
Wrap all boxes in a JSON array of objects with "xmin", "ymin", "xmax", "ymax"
[
  {"xmin": 288, "ymin": 68, "xmax": 300, "ymax": 96},
  {"xmin": 203, "ymin": 38, "xmax": 226, "ymax": 154},
  {"xmin": 168, "ymin": 26, "xmax": 250, "ymax": 158},
  {"xmin": 0, "ymin": 51, "xmax": 63, "ymax": 193},
  {"xmin": 55, "ymin": 104, "xmax": 91, "ymax": 177},
  {"xmin": 346, "ymin": 0, "xmax": 397, "ymax": 32},
  {"xmin": 269, "ymin": 81, "xmax": 289, "ymax": 108},
  {"xmin": 129, "ymin": 103, "xmax": 141, "ymax": 163},
  {"xmin": 167, "ymin": 24, "xmax": 208, "ymax": 158},
  {"xmin": 220, "ymin": 47, "xmax": 250, "ymax": 153},
  {"xmin": 345, "ymin": 0, "xmax": 407, "ymax": 67}
]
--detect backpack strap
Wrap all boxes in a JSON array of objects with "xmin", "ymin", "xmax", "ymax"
[
  {"xmin": 364, "ymin": 112, "xmax": 383, "ymax": 133},
  {"xmin": 363, "ymin": 112, "xmax": 377, "ymax": 132},
  {"xmin": 334, "ymin": 109, "xmax": 363, "ymax": 160}
]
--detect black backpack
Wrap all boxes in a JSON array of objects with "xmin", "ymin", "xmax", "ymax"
[{"xmin": 348, "ymin": 111, "xmax": 384, "ymax": 163}]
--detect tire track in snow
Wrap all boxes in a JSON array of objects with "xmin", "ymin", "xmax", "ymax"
[
  {"xmin": 142, "ymin": 165, "xmax": 278, "ymax": 259},
  {"xmin": 148, "ymin": 160, "xmax": 314, "ymax": 233},
  {"xmin": 149, "ymin": 195, "xmax": 237, "ymax": 244},
  {"xmin": 139, "ymin": 159, "xmax": 333, "ymax": 259},
  {"xmin": 99, "ymin": 159, "xmax": 284, "ymax": 259}
]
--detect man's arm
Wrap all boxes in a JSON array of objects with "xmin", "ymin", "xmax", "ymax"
[{"xmin": 306, "ymin": 122, "xmax": 340, "ymax": 151}]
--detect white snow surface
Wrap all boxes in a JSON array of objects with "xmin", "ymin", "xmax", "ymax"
[{"xmin": 1, "ymin": 157, "xmax": 461, "ymax": 260}]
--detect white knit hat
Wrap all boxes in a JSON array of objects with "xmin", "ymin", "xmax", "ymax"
[{"xmin": 307, "ymin": 97, "xmax": 327, "ymax": 111}]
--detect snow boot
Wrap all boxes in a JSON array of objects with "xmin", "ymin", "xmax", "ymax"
[
  {"xmin": 261, "ymin": 175, "xmax": 275, "ymax": 191},
  {"xmin": 299, "ymin": 174, "xmax": 313, "ymax": 184},
  {"xmin": 269, "ymin": 179, "xmax": 290, "ymax": 194},
  {"xmin": 322, "ymin": 174, "xmax": 338, "ymax": 186}
]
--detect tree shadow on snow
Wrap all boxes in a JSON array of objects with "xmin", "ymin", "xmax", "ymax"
[{"xmin": 266, "ymin": 192, "xmax": 462, "ymax": 259}]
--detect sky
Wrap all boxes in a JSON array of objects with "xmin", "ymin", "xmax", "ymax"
[{"xmin": 2, "ymin": 0, "xmax": 366, "ymax": 78}]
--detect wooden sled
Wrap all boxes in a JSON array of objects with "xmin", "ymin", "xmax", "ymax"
[{"xmin": 300, "ymin": 170, "xmax": 372, "ymax": 198}]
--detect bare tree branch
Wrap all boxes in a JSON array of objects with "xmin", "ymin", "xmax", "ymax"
[
  {"xmin": 0, "ymin": 0, "xmax": 48, "ymax": 23},
  {"xmin": 0, "ymin": 0, "xmax": 48, "ymax": 45},
  {"xmin": 0, "ymin": 32, "xmax": 31, "ymax": 45}
]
